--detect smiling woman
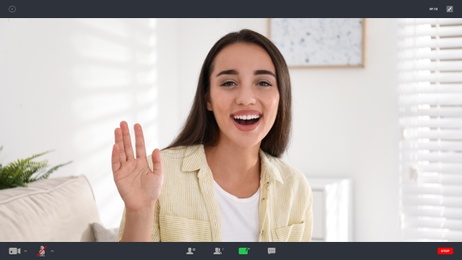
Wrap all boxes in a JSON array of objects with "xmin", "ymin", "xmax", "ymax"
[
  {"xmin": 112, "ymin": 29, "xmax": 313, "ymax": 242},
  {"xmin": 206, "ymin": 42, "xmax": 280, "ymax": 154}
]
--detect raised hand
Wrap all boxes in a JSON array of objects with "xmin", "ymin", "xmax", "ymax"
[{"xmin": 112, "ymin": 121, "xmax": 164, "ymax": 212}]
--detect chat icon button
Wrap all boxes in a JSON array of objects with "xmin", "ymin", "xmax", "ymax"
[{"xmin": 268, "ymin": 247, "xmax": 276, "ymax": 255}]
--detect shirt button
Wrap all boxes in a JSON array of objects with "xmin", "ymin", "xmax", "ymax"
[
  {"xmin": 266, "ymin": 181, "xmax": 270, "ymax": 185},
  {"xmin": 262, "ymin": 198, "xmax": 266, "ymax": 201}
]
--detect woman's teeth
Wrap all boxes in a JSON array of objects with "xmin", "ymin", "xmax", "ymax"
[
  {"xmin": 233, "ymin": 115, "xmax": 260, "ymax": 120},
  {"xmin": 233, "ymin": 115, "xmax": 261, "ymax": 125}
]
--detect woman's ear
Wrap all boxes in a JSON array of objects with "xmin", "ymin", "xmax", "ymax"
[{"xmin": 206, "ymin": 95, "xmax": 213, "ymax": 111}]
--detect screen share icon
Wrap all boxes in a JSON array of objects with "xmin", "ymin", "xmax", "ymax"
[{"xmin": 238, "ymin": 247, "xmax": 250, "ymax": 255}]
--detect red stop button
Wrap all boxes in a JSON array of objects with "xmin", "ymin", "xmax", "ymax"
[{"xmin": 438, "ymin": 248, "xmax": 453, "ymax": 255}]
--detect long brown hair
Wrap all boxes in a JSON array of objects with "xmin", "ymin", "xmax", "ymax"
[{"xmin": 166, "ymin": 29, "xmax": 292, "ymax": 158}]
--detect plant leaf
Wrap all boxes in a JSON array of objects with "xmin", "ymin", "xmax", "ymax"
[{"xmin": 0, "ymin": 149, "xmax": 71, "ymax": 190}]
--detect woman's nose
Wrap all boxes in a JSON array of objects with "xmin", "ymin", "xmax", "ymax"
[{"xmin": 235, "ymin": 85, "xmax": 256, "ymax": 106}]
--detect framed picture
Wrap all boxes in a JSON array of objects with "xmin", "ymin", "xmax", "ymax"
[{"xmin": 269, "ymin": 18, "xmax": 365, "ymax": 68}]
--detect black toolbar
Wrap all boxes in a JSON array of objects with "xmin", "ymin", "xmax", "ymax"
[
  {"xmin": 1, "ymin": 0, "xmax": 460, "ymax": 18},
  {"xmin": 1, "ymin": 242, "xmax": 460, "ymax": 260}
]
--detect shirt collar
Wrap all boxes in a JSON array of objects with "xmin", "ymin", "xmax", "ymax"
[
  {"xmin": 259, "ymin": 149, "xmax": 284, "ymax": 185},
  {"xmin": 181, "ymin": 144, "xmax": 206, "ymax": 173},
  {"xmin": 181, "ymin": 144, "xmax": 284, "ymax": 184}
]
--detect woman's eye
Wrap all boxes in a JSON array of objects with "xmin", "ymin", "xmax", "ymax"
[
  {"xmin": 258, "ymin": 81, "xmax": 272, "ymax": 87},
  {"xmin": 220, "ymin": 81, "xmax": 236, "ymax": 87}
]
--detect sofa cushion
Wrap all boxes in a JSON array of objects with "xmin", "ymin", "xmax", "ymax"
[
  {"xmin": 91, "ymin": 222, "xmax": 118, "ymax": 242},
  {"xmin": 0, "ymin": 175, "xmax": 101, "ymax": 241}
]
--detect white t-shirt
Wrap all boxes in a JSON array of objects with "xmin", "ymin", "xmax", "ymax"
[{"xmin": 213, "ymin": 181, "xmax": 260, "ymax": 242}]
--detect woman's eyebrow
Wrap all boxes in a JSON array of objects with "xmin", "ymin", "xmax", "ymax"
[
  {"xmin": 255, "ymin": 70, "xmax": 276, "ymax": 77},
  {"xmin": 216, "ymin": 69, "xmax": 276, "ymax": 77},
  {"xmin": 216, "ymin": 69, "xmax": 238, "ymax": 77}
]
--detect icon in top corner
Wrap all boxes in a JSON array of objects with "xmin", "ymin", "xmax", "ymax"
[
  {"xmin": 8, "ymin": 5, "xmax": 16, "ymax": 13},
  {"xmin": 447, "ymin": 6, "xmax": 454, "ymax": 13}
]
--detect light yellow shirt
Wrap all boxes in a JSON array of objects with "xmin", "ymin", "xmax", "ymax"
[{"xmin": 118, "ymin": 144, "xmax": 313, "ymax": 242}]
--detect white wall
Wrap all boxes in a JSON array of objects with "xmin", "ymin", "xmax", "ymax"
[
  {"xmin": 0, "ymin": 18, "xmax": 181, "ymax": 228},
  {"xmin": 0, "ymin": 18, "xmax": 401, "ymax": 241},
  {"xmin": 288, "ymin": 19, "xmax": 401, "ymax": 241}
]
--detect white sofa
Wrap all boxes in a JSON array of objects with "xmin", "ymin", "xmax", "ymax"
[{"xmin": 0, "ymin": 175, "xmax": 117, "ymax": 242}]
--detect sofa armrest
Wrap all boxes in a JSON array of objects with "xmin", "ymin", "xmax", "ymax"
[{"xmin": 0, "ymin": 175, "xmax": 101, "ymax": 242}]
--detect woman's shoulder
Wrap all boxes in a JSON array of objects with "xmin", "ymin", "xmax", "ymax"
[
  {"xmin": 160, "ymin": 145, "xmax": 203, "ymax": 158},
  {"xmin": 146, "ymin": 145, "xmax": 203, "ymax": 171},
  {"xmin": 260, "ymin": 151, "xmax": 311, "ymax": 190}
]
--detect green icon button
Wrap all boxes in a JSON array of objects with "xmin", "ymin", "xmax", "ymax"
[{"xmin": 238, "ymin": 247, "xmax": 250, "ymax": 255}]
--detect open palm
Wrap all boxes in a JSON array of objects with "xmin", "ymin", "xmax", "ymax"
[{"xmin": 111, "ymin": 121, "xmax": 164, "ymax": 212}]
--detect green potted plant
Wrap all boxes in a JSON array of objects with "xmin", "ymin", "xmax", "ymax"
[{"xmin": 0, "ymin": 146, "xmax": 72, "ymax": 190}]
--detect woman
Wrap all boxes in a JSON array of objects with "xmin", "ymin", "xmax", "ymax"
[{"xmin": 112, "ymin": 29, "xmax": 312, "ymax": 242}]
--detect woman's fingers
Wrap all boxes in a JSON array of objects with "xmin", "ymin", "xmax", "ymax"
[
  {"xmin": 151, "ymin": 148, "xmax": 163, "ymax": 175},
  {"xmin": 120, "ymin": 121, "xmax": 135, "ymax": 160},
  {"xmin": 111, "ymin": 143, "xmax": 121, "ymax": 172},
  {"xmin": 112, "ymin": 122, "xmax": 162, "ymax": 210},
  {"xmin": 113, "ymin": 122, "xmax": 150, "ymax": 175},
  {"xmin": 114, "ymin": 127, "xmax": 127, "ymax": 163},
  {"xmin": 134, "ymin": 123, "xmax": 147, "ymax": 159}
]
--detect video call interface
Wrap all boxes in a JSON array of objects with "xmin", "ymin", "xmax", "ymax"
[{"xmin": 1, "ymin": 0, "xmax": 461, "ymax": 259}]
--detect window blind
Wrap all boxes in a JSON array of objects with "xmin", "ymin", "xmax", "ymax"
[{"xmin": 398, "ymin": 18, "xmax": 462, "ymax": 241}]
